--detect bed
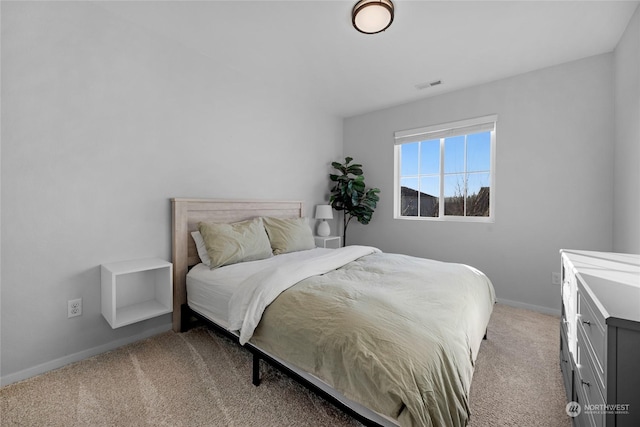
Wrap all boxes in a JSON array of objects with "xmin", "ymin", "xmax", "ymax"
[{"xmin": 171, "ymin": 198, "xmax": 495, "ymax": 427}]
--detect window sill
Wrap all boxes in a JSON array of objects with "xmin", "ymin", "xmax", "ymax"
[{"xmin": 394, "ymin": 215, "xmax": 494, "ymax": 223}]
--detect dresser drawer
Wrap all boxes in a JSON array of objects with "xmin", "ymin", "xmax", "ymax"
[
  {"xmin": 574, "ymin": 373, "xmax": 596, "ymax": 427},
  {"xmin": 577, "ymin": 327, "xmax": 606, "ymax": 427},
  {"xmin": 577, "ymin": 281, "xmax": 606, "ymax": 380},
  {"xmin": 560, "ymin": 326, "xmax": 573, "ymax": 401}
]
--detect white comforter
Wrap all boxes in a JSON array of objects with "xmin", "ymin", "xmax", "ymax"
[{"xmin": 228, "ymin": 245, "xmax": 381, "ymax": 344}]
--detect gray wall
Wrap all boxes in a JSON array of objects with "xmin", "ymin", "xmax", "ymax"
[
  {"xmin": 343, "ymin": 54, "xmax": 616, "ymax": 313},
  {"xmin": 613, "ymin": 6, "xmax": 640, "ymax": 254},
  {"xmin": 1, "ymin": 2, "xmax": 341, "ymax": 384}
]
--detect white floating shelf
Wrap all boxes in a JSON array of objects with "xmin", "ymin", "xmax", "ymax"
[{"xmin": 101, "ymin": 258, "xmax": 173, "ymax": 329}]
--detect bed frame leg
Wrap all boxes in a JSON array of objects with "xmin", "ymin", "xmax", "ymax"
[
  {"xmin": 252, "ymin": 353, "xmax": 261, "ymax": 386},
  {"xmin": 180, "ymin": 304, "xmax": 192, "ymax": 332},
  {"xmin": 483, "ymin": 329, "xmax": 488, "ymax": 340}
]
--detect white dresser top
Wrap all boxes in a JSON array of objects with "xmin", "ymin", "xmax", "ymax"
[{"xmin": 561, "ymin": 249, "xmax": 640, "ymax": 325}]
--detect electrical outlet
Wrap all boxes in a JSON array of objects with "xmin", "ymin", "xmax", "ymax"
[
  {"xmin": 68, "ymin": 298, "xmax": 82, "ymax": 318},
  {"xmin": 551, "ymin": 272, "xmax": 561, "ymax": 286}
]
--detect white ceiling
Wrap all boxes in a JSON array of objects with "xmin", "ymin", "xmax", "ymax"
[{"xmin": 98, "ymin": 0, "xmax": 639, "ymax": 118}]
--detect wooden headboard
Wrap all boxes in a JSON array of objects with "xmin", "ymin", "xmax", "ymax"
[{"xmin": 171, "ymin": 198, "xmax": 305, "ymax": 332}]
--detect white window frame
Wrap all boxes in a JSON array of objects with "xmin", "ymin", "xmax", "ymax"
[{"xmin": 393, "ymin": 115, "xmax": 497, "ymax": 222}]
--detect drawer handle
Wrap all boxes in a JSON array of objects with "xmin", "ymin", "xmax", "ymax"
[
  {"xmin": 581, "ymin": 379, "xmax": 590, "ymax": 387},
  {"xmin": 582, "ymin": 319, "xmax": 591, "ymax": 326}
]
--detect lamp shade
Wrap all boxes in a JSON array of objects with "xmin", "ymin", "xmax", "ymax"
[
  {"xmin": 352, "ymin": 0, "xmax": 394, "ymax": 34},
  {"xmin": 315, "ymin": 205, "xmax": 334, "ymax": 220}
]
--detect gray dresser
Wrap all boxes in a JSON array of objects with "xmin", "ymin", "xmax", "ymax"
[{"xmin": 560, "ymin": 250, "xmax": 640, "ymax": 427}]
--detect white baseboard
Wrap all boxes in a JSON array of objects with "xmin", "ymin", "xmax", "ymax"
[
  {"xmin": 1, "ymin": 323, "xmax": 172, "ymax": 387},
  {"xmin": 496, "ymin": 297, "xmax": 561, "ymax": 317}
]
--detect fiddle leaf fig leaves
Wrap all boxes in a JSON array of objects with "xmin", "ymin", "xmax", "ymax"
[{"xmin": 328, "ymin": 157, "xmax": 380, "ymax": 245}]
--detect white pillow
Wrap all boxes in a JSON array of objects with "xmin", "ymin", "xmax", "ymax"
[{"xmin": 191, "ymin": 231, "xmax": 212, "ymax": 267}]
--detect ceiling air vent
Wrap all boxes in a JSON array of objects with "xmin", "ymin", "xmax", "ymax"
[{"xmin": 415, "ymin": 80, "xmax": 442, "ymax": 90}]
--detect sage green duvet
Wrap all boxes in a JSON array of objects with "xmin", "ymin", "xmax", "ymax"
[{"xmin": 249, "ymin": 251, "xmax": 495, "ymax": 427}]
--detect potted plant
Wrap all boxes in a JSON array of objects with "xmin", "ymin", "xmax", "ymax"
[{"xmin": 329, "ymin": 157, "xmax": 380, "ymax": 245}]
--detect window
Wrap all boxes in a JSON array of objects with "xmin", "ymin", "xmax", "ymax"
[{"xmin": 394, "ymin": 115, "xmax": 496, "ymax": 221}]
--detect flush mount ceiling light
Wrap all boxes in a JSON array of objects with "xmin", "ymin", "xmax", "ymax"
[{"xmin": 352, "ymin": 0, "xmax": 394, "ymax": 34}]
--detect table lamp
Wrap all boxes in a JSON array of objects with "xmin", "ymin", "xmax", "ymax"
[{"xmin": 315, "ymin": 205, "xmax": 333, "ymax": 237}]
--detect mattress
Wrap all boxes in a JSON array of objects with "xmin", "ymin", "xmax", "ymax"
[{"xmin": 186, "ymin": 247, "xmax": 334, "ymax": 327}]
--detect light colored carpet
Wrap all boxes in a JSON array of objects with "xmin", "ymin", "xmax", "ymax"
[
  {"xmin": 468, "ymin": 304, "xmax": 571, "ymax": 427},
  {"xmin": 1, "ymin": 304, "xmax": 571, "ymax": 426}
]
